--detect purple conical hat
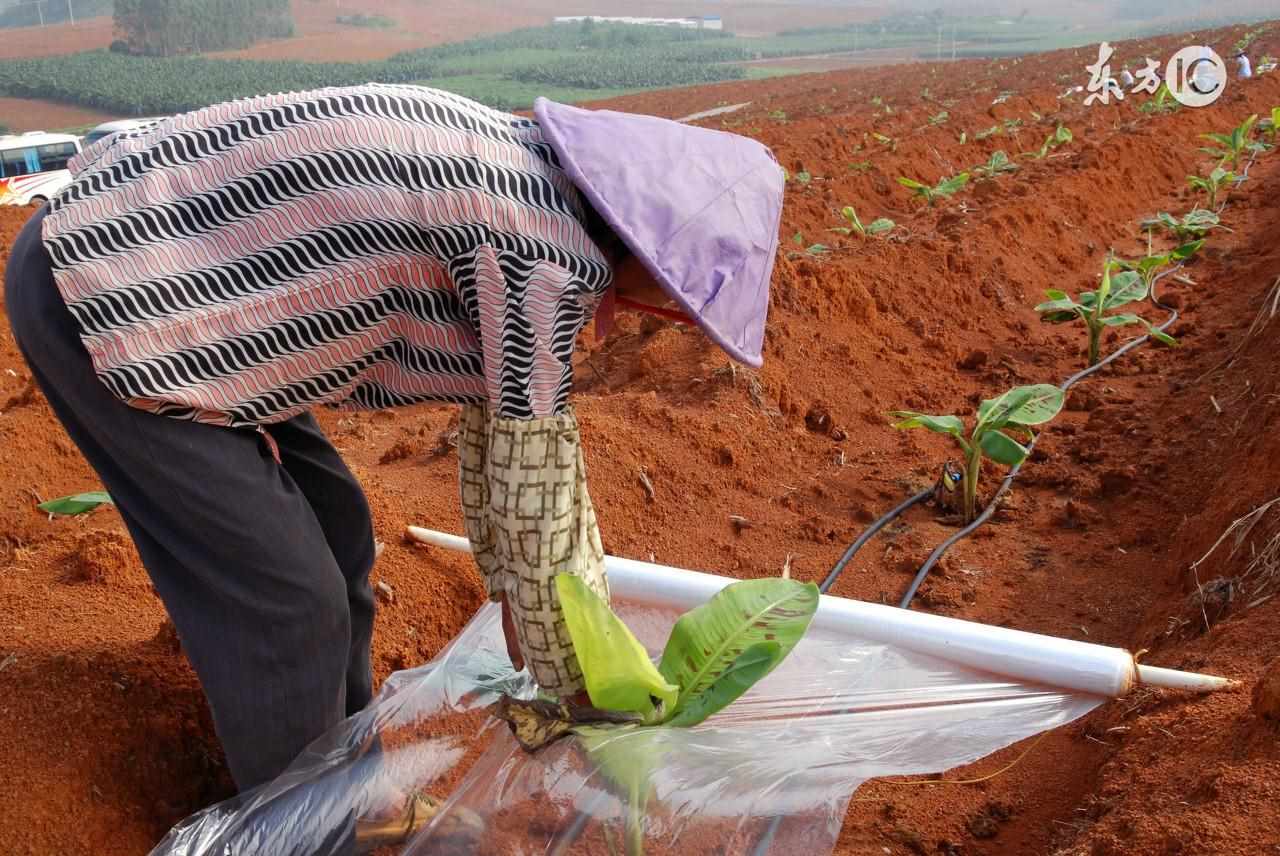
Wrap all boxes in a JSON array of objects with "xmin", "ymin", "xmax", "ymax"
[{"xmin": 534, "ymin": 98, "xmax": 784, "ymax": 368}]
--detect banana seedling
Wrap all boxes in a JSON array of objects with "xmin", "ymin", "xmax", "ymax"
[
  {"xmin": 548, "ymin": 574, "xmax": 819, "ymax": 855},
  {"xmin": 1186, "ymin": 166, "xmax": 1235, "ymax": 209},
  {"xmin": 1259, "ymin": 107, "xmax": 1280, "ymax": 142},
  {"xmin": 1036, "ymin": 255, "xmax": 1177, "ymax": 367},
  {"xmin": 1200, "ymin": 114, "xmax": 1265, "ymax": 169},
  {"xmin": 1141, "ymin": 209, "xmax": 1228, "ymax": 241},
  {"xmin": 830, "ymin": 205, "xmax": 894, "ymax": 237},
  {"xmin": 789, "ymin": 232, "xmax": 830, "ymax": 258},
  {"xmin": 1120, "ymin": 240, "xmax": 1203, "ymax": 292},
  {"xmin": 892, "ymin": 384, "xmax": 1065, "ymax": 523},
  {"xmin": 897, "ymin": 172, "xmax": 969, "ymax": 206},
  {"xmin": 1138, "ymin": 82, "xmax": 1180, "ymax": 115},
  {"xmin": 972, "ymin": 150, "xmax": 1018, "ymax": 179},
  {"xmin": 1022, "ymin": 124, "xmax": 1072, "ymax": 159}
]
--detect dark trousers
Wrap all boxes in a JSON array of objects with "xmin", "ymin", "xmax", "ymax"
[{"xmin": 5, "ymin": 206, "xmax": 377, "ymax": 792}]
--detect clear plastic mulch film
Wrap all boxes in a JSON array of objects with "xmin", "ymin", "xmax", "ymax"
[{"xmin": 150, "ymin": 599, "xmax": 1102, "ymax": 856}]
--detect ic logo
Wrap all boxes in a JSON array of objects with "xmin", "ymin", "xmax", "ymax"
[{"xmin": 1165, "ymin": 46, "xmax": 1228, "ymax": 107}]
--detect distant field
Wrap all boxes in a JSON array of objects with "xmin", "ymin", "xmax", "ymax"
[
  {"xmin": 0, "ymin": 10, "xmax": 1274, "ymax": 129},
  {"xmin": 0, "ymin": 15, "xmax": 1112, "ymax": 123},
  {"xmin": 0, "ymin": 0, "xmax": 893, "ymax": 64}
]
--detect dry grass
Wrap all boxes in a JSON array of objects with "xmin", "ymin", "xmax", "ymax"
[{"xmin": 1187, "ymin": 495, "xmax": 1280, "ymax": 629}]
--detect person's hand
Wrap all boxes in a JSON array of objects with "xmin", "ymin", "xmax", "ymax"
[{"xmin": 497, "ymin": 593, "xmax": 524, "ymax": 671}]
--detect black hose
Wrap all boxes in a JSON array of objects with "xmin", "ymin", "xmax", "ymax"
[
  {"xmin": 899, "ymin": 262, "xmax": 1184, "ymax": 608},
  {"xmin": 819, "ymin": 488, "xmax": 933, "ymax": 594}
]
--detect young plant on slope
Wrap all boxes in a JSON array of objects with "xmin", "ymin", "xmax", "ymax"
[
  {"xmin": 788, "ymin": 232, "xmax": 830, "ymax": 259},
  {"xmin": 1035, "ymin": 255, "xmax": 1177, "ymax": 368},
  {"xmin": 972, "ymin": 150, "xmax": 1018, "ymax": 179},
  {"xmin": 1141, "ymin": 209, "xmax": 1228, "ymax": 241},
  {"xmin": 1259, "ymin": 107, "xmax": 1280, "ymax": 142},
  {"xmin": 1120, "ymin": 240, "xmax": 1203, "ymax": 293},
  {"xmin": 892, "ymin": 384, "xmax": 1065, "ymax": 524},
  {"xmin": 830, "ymin": 205, "xmax": 895, "ymax": 237},
  {"xmin": 1022, "ymin": 124, "xmax": 1072, "ymax": 160},
  {"xmin": 1200, "ymin": 114, "xmax": 1264, "ymax": 169},
  {"xmin": 897, "ymin": 172, "xmax": 969, "ymax": 206},
  {"xmin": 1186, "ymin": 166, "xmax": 1236, "ymax": 209},
  {"xmin": 548, "ymin": 574, "xmax": 819, "ymax": 855},
  {"xmin": 1138, "ymin": 82, "xmax": 1180, "ymax": 115}
]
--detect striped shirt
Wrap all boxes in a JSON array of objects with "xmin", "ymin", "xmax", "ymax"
[{"xmin": 41, "ymin": 83, "xmax": 613, "ymax": 428}]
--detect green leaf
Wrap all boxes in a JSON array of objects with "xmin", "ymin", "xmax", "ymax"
[
  {"xmin": 792, "ymin": 231, "xmax": 804, "ymax": 246},
  {"xmin": 978, "ymin": 384, "xmax": 1063, "ymax": 428},
  {"xmin": 865, "ymin": 217, "xmax": 895, "ymax": 235},
  {"xmin": 38, "ymin": 491, "xmax": 113, "ymax": 516},
  {"xmin": 1101, "ymin": 271, "xmax": 1149, "ymax": 309},
  {"xmin": 978, "ymin": 429, "xmax": 1029, "ymax": 466},
  {"xmin": 1171, "ymin": 240, "xmax": 1204, "ymax": 261},
  {"xmin": 935, "ymin": 172, "xmax": 970, "ymax": 195},
  {"xmin": 795, "ymin": 171, "xmax": 812, "ymax": 185},
  {"xmin": 891, "ymin": 412, "xmax": 964, "ymax": 437},
  {"xmin": 1035, "ymin": 295, "xmax": 1079, "ymax": 313},
  {"xmin": 1100, "ymin": 313, "xmax": 1143, "ymax": 327},
  {"xmin": 896, "ymin": 176, "xmax": 927, "ymax": 190},
  {"xmin": 662, "ymin": 642, "xmax": 779, "ymax": 728},
  {"xmin": 1148, "ymin": 327, "xmax": 1179, "ymax": 346},
  {"xmin": 555, "ymin": 574, "xmax": 678, "ymax": 720},
  {"xmin": 658, "ymin": 578, "xmax": 818, "ymax": 727},
  {"xmin": 1002, "ymin": 385, "xmax": 1065, "ymax": 426}
]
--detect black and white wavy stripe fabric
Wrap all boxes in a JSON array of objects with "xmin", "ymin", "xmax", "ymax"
[{"xmin": 41, "ymin": 84, "xmax": 612, "ymax": 427}]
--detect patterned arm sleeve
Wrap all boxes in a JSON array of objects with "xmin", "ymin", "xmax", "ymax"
[{"xmin": 455, "ymin": 245, "xmax": 610, "ymax": 697}]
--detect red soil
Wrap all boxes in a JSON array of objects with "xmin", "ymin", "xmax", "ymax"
[
  {"xmin": 4, "ymin": 20, "xmax": 1280, "ymax": 856},
  {"xmin": 0, "ymin": 16, "xmax": 114, "ymax": 59},
  {"xmin": 0, "ymin": 96, "xmax": 114, "ymax": 132}
]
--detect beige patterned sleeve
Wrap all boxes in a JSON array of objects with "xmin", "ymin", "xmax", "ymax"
[{"xmin": 457, "ymin": 403, "xmax": 609, "ymax": 696}]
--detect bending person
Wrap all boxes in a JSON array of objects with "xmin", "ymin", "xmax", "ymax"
[{"xmin": 3, "ymin": 84, "xmax": 783, "ymax": 848}]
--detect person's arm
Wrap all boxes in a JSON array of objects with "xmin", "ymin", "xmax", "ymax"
[{"xmin": 455, "ymin": 243, "xmax": 610, "ymax": 698}]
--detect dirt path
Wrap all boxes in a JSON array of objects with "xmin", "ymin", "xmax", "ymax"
[{"xmin": 2, "ymin": 20, "xmax": 1280, "ymax": 856}]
